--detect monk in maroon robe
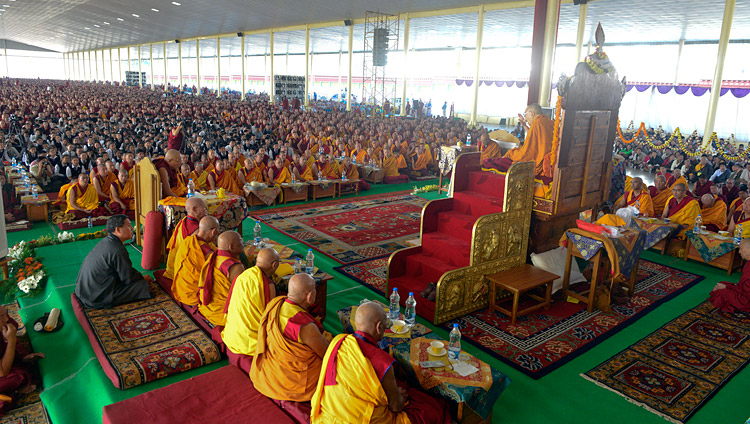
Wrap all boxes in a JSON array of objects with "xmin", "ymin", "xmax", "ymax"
[
  {"xmin": 710, "ymin": 238, "xmax": 750, "ymax": 313},
  {"xmin": 0, "ymin": 306, "xmax": 44, "ymax": 414}
]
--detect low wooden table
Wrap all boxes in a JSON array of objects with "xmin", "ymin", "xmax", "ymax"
[
  {"xmin": 485, "ymin": 264, "xmax": 558, "ymax": 324},
  {"xmin": 309, "ymin": 180, "xmax": 337, "ymax": 200},
  {"xmin": 338, "ymin": 179, "xmax": 360, "ymax": 197},
  {"xmin": 357, "ymin": 165, "xmax": 384, "ymax": 184},
  {"xmin": 280, "ymin": 183, "xmax": 309, "ymax": 203},
  {"xmin": 21, "ymin": 193, "xmax": 50, "ymax": 222},
  {"xmin": 684, "ymin": 230, "xmax": 742, "ymax": 275}
]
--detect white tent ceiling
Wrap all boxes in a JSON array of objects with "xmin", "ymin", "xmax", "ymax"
[{"xmin": 0, "ymin": 0, "xmax": 748, "ymax": 54}]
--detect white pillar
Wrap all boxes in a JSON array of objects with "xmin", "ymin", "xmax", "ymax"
[
  {"xmin": 217, "ymin": 36, "xmax": 222, "ymax": 97},
  {"xmin": 138, "ymin": 45, "xmax": 142, "ymax": 87},
  {"xmin": 270, "ymin": 30, "xmax": 275, "ymax": 103},
  {"xmin": 338, "ymin": 50, "xmax": 342, "ymax": 97},
  {"xmin": 89, "ymin": 51, "xmax": 94, "ymax": 81},
  {"xmin": 469, "ymin": 5, "xmax": 485, "ymax": 126},
  {"xmin": 150, "ymin": 44, "xmax": 155, "ymax": 90},
  {"xmin": 703, "ymin": 0, "xmax": 735, "ymax": 146},
  {"xmin": 538, "ymin": 0, "xmax": 561, "ymax": 107},
  {"xmin": 110, "ymin": 48, "xmax": 114, "ymax": 82},
  {"xmin": 347, "ymin": 24, "xmax": 353, "ymax": 112},
  {"xmin": 178, "ymin": 42, "xmax": 183, "ymax": 89},
  {"xmin": 241, "ymin": 35, "xmax": 246, "ymax": 96},
  {"xmin": 400, "ymin": 14, "xmax": 410, "ymax": 116},
  {"xmin": 304, "ymin": 25, "xmax": 310, "ymax": 108},
  {"xmin": 574, "ymin": 2, "xmax": 588, "ymax": 63},
  {"xmin": 163, "ymin": 43, "xmax": 168, "ymax": 91},
  {"xmin": 196, "ymin": 40, "xmax": 201, "ymax": 95},
  {"xmin": 118, "ymin": 48, "xmax": 122, "ymax": 83},
  {"xmin": 94, "ymin": 50, "xmax": 99, "ymax": 81},
  {"xmin": 127, "ymin": 47, "xmax": 131, "ymax": 73},
  {"xmin": 673, "ymin": 38, "xmax": 685, "ymax": 85}
]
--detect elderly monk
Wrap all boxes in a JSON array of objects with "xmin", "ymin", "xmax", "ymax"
[
  {"xmin": 66, "ymin": 173, "xmax": 108, "ymax": 219},
  {"xmin": 710, "ymin": 238, "xmax": 750, "ymax": 313},
  {"xmin": 171, "ymin": 216, "xmax": 219, "ymax": 307},
  {"xmin": 723, "ymin": 178, "xmax": 740, "ymax": 205},
  {"xmin": 223, "ymin": 248, "xmax": 280, "ymax": 373},
  {"xmin": 198, "ymin": 231, "xmax": 245, "ymax": 326},
  {"xmin": 649, "ymin": 175, "xmax": 672, "ymax": 217},
  {"xmin": 154, "ymin": 149, "xmax": 186, "ymax": 198},
  {"xmin": 189, "ymin": 161, "xmax": 209, "ymax": 191},
  {"xmin": 239, "ymin": 158, "xmax": 266, "ymax": 185},
  {"xmin": 670, "ymin": 168, "xmax": 688, "ymax": 189},
  {"xmin": 92, "ymin": 165, "xmax": 117, "ymax": 202},
  {"xmin": 109, "ymin": 168, "xmax": 135, "ymax": 219},
  {"xmin": 268, "ymin": 156, "xmax": 293, "ymax": 185},
  {"xmin": 341, "ymin": 156, "xmax": 371, "ymax": 191},
  {"xmin": 616, "ymin": 177, "xmax": 654, "ymax": 217},
  {"xmin": 382, "ymin": 149, "xmax": 409, "ymax": 184},
  {"xmin": 727, "ymin": 198, "xmax": 750, "ymax": 238},
  {"xmin": 480, "ymin": 132, "xmax": 502, "ymax": 162},
  {"xmin": 728, "ymin": 189, "xmax": 748, "ymax": 222},
  {"xmin": 411, "ymin": 144, "xmax": 432, "ymax": 176},
  {"xmin": 694, "ymin": 176, "xmax": 713, "ymax": 198},
  {"xmin": 0, "ymin": 306, "xmax": 45, "ymax": 414},
  {"xmin": 250, "ymin": 274, "xmax": 331, "ymax": 423},
  {"xmin": 700, "ymin": 193, "xmax": 727, "ymax": 232},
  {"xmin": 311, "ymin": 302, "xmax": 451, "ymax": 424},
  {"xmin": 164, "ymin": 197, "xmax": 208, "ymax": 280},
  {"xmin": 208, "ymin": 159, "xmax": 243, "ymax": 195},
  {"xmin": 316, "ymin": 155, "xmax": 338, "ymax": 180},
  {"xmin": 662, "ymin": 183, "xmax": 701, "ymax": 238},
  {"xmin": 504, "ymin": 103, "xmax": 553, "ymax": 175},
  {"xmin": 295, "ymin": 155, "xmax": 316, "ymax": 182}
]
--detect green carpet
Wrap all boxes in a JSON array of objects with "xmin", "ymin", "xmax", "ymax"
[{"xmin": 9, "ymin": 180, "xmax": 749, "ymax": 423}]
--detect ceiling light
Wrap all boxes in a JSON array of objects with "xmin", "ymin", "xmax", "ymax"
[
  {"xmin": 2, "ymin": 5, "xmax": 9, "ymax": 7},
  {"xmin": 103, "ymin": 22, "xmax": 110, "ymax": 25},
  {"xmin": 85, "ymin": 27, "xmax": 91, "ymax": 30},
  {"xmin": 94, "ymin": 24, "xmax": 100, "ymax": 27},
  {"xmin": 151, "ymin": 8, "xmax": 159, "ymax": 12},
  {"xmin": 117, "ymin": 17, "xmax": 124, "ymax": 21},
  {"xmin": 172, "ymin": 2, "xmax": 181, "ymax": 5},
  {"xmin": 132, "ymin": 14, "xmax": 139, "ymax": 17}
]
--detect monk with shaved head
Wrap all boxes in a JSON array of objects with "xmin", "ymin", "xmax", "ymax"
[
  {"xmin": 649, "ymin": 174, "xmax": 671, "ymax": 217},
  {"xmin": 616, "ymin": 176, "xmax": 654, "ymax": 217},
  {"xmin": 197, "ymin": 231, "xmax": 245, "ymax": 327},
  {"xmin": 311, "ymin": 301, "xmax": 451, "ymax": 423},
  {"xmin": 154, "ymin": 149, "xmax": 186, "ymax": 198},
  {"xmin": 503, "ymin": 103, "xmax": 554, "ymax": 175},
  {"xmin": 223, "ymin": 247, "xmax": 280, "ymax": 373},
  {"xmin": 171, "ymin": 216, "xmax": 219, "ymax": 307},
  {"xmin": 164, "ymin": 197, "xmax": 208, "ymax": 280},
  {"xmin": 662, "ymin": 182, "xmax": 701, "ymax": 237},
  {"xmin": 250, "ymin": 273, "xmax": 331, "ymax": 422},
  {"xmin": 700, "ymin": 192, "xmax": 727, "ymax": 232}
]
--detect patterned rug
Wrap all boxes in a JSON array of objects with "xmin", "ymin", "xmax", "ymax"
[
  {"xmin": 255, "ymin": 194, "xmax": 427, "ymax": 264},
  {"xmin": 335, "ymin": 259, "xmax": 705, "ymax": 379},
  {"xmin": 583, "ymin": 301, "xmax": 750, "ymax": 424},
  {"xmin": 72, "ymin": 281, "xmax": 222, "ymax": 390}
]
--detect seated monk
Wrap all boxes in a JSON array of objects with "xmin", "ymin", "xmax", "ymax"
[
  {"xmin": 177, "ymin": 163, "xmax": 191, "ymax": 192},
  {"xmin": 700, "ymin": 193, "xmax": 727, "ymax": 232},
  {"xmin": 382, "ymin": 149, "xmax": 409, "ymax": 184},
  {"xmin": 709, "ymin": 238, "xmax": 750, "ymax": 313},
  {"xmin": 728, "ymin": 189, "xmax": 748, "ymax": 223},
  {"xmin": 222, "ymin": 248, "xmax": 279, "ymax": 374},
  {"xmin": 295, "ymin": 155, "xmax": 316, "ymax": 182},
  {"xmin": 693, "ymin": 177, "xmax": 713, "ymax": 198},
  {"xmin": 662, "ymin": 183, "xmax": 701, "ymax": 238},
  {"xmin": 616, "ymin": 177, "xmax": 654, "ymax": 217},
  {"xmin": 154, "ymin": 149, "xmax": 186, "ymax": 198},
  {"xmin": 66, "ymin": 174, "xmax": 108, "ymax": 219},
  {"xmin": 208, "ymin": 159, "xmax": 243, "ymax": 195},
  {"xmin": 74, "ymin": 215, "xmax": 151, "ymax": 308},
  {"xmin": 670, "ymin": 168, "xmax": 688, "ymax": 189},
  {"xmin": 164, "ymin": 198, "xmax": 208, "ymax": 280},
  {"xmin": 311, "ymin": 302, "xmax": 451, "ymax": 424},
  {"xmin": 109, "ymin": 168, "xmax": 135, "ymax": 219},
  {"xmin": 120, "ymin": 152, "xmax": 136, "ymax": 177},
  {"xmin": 316, "ymin": 155, "xmax": 337, "ymax": 180},
  {"xmin": 479, "ymin": 132, "xmax": 502, "ymax": 161},
  {"xmin": 503, "ymin": 103, "xmax": 553, "ymax": 175},
  {"xmin": 649, "ymin": 175, "xmax": 672, "ymax": 218},
  {"xmin": 267, "ymin": 157, "xmax": 293, "ymax": 185},
  {"xmin": 239, "ymin": 158, "xmax": 266, "ymax": 185},
  {"xmin": 709, "ymin": 184, "xmax": 727, "ymax": 205},
  {"xmin": 171, "ymin": 216, "xmax": 219, "ymax": 307},
  {"xmin": 411, "ymin": 144, "xmax": 433, "ymax": 177},
  {"xmin": 197, "ymin": 231, "xmax": 246, "ymax": 327},
  {"xmin": 340, "ymin": 157, "xmax": 370, "ymax": 191},
  {"xmin": 189, "ymin": 162, "xmax": 209, "ymax": 191},
  {"xmin": 727, "ymin": 198, "xmax": 750, "ymax": 238},
  {"xmin": 92, "ymin": 165, "xmax": 117, "ymax": 203},
  {"xmin": 723, "ymin": 178, "xmax": 740, "ymax": 205},
  {"xmin": 250, "ymin": 274, "xmax": 331, "ymax": 423},
  {"xmin": 0, "ymin": 305, "xmax": 45, "ymax": 414}
]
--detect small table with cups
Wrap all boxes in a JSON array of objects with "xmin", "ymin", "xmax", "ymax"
[{"xmin": 336, "ymin": 300, "xmax": 433, "ymax": 350}]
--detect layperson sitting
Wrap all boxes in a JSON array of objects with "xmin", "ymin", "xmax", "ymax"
[
  {"xmin": 0, "ymin": 305, "xmax": 45, "ymax": 414},
  {"xmin": 207, "ymin": 159, "xmax": 243, "ymax": 195},
  {"xmin": 727, "ymin": 198, "xmax": 750, "ymax": 238},
  {"xmin": 154, "ymin": 149, "xmax": 187, "ymax": 198},
  {"xmin": 709, "ymin": 238, "xmax": 750, "ymax": 313},
  {"xmin": 197, "ymin": 231, "xmax": 245, "ymax": 327},
  {"xmin": 65, "ymin": 173, "xmax": 109, "ymax": 219},
  {"xmin": 171, "ymin": 216, "xmax": 219, "ymax": 307},
  {"xmin": 109, "ymin": 168, "xmax": 135, "ymax": 219},
  {"xmin": 700, "ymin": 194, "xmax": 727, "ymax": 232},
  {"xmin": 311, "ymin": 302, "xmax": 451, "ymax": 424},
  {"xmin": 250, "ymin": 274, "xmax": 332, "ymax": 424},
  {"xmin": 649, "ymin": 175, "xmax": 672, "ymax": 217},
  {"xmin": 222, "ymin": 248, "xmax": 280, "ymax": 374},
  {"xmin": 74, "ymin": 215, "xmax": 151, "ymax": 309},
  {"xmin": 661, "ymin": 183, "xmax": 701, "ymax": 238},
  {"xmin": 503, "ymin": 103, "xmax": 553, "ymax": 176},
  {"xmin": 615, "ymin": 177, "xmax": 654, "ymax": 217},
  {"xmin": 164, "ymin": 197, "xmax": 208, "ymax": 280}
]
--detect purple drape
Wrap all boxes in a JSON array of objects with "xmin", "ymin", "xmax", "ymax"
[
  {"xmin": 657, "ymin": 85, "xmax": 672, "ymax": 94},
  {"xmin": 516, "ymin": 81, "xmax": 527, "ymax": 88},
  {"xmin": 494, "ymin": 81, "xmax": 505, "ymax": 87},
  {"xmin": 465, "ymin": 80, "xmax": 473, "ymax": 87},
  {"xmin": 732, "ymin": 88, "xmax": 750, "ymax": 98},
  {"xmin": 626, "ymin": 85, "xmax": 634, "ymax": 92},
  {"xmin": 674, "ymin": 86, "xmax": 690, "ymax": 95},
  {"xmin": 720, "ymin": 88, "xmax": 729, "ymax": 96},
  {"xmin": 635, "ymin": 84, "xmax": 651, "ymax": 92},
  {"xmin": 691, "ymin": 86, "xmax": 709, "ymax": 96}
]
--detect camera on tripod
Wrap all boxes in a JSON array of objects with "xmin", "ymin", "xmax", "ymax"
[{"xmin": 8, "ymin": 114, "xmax": 17, "ymax": 122}]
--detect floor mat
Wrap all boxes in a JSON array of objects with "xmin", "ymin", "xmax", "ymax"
[
  {"xmin": 71, "ymin": 281, "xmax": 222, "ymax": 390},
  {"xmin": 582, "ymin": 301, "xmax": 750, "ymax": 424},
  {"xmin": 255, "ymin": 194, "xmax": 427, "ymax": 264},
  {"xmin": 333, "ymin": 256, "xmax": 391, "ymax": 295}
]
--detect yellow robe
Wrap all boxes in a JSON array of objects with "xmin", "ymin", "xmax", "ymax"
[
  {"xmin": 241, "ymin": 167, "xmax": 265, "ymax": 183},
  {"xmin": 222, "ymin": 266, "xmax": 272, "ymax": 356},
  {"xmin": 504, "ymin": 114, "xmax": 554, "ymax": 175},
  {"xmin": 625, "ymin": 189, "xmax": 655, "ymax": 217},
  {"xmin": 666, "ymin": 196, "xmax": 701, "ymax": 237},
  {"xmin": 172, "ymin": 174, "xmax": 188, "ymax": 197},
  {"xmin": 311, "ymin": 334, "xmax": 410, "ymax": 424},
  {"xmin": 249, "ymin": 296, "xmax": 323, "ymax": 402},
  {"xmin": 95, "ymin": 173, "xmax": 118, "ymax": 197},
  {"xmin": 480, "ymin": 141, "xmax": 502, "ymax": 161},
  {"xmin": 109, "ymin": 179, "xmax": 135, "ymax": 210},
  {"xmin": 670, "ymin": 175, "xmax": 688, "ymax": 189},
  {"xmin": 701, "ymin": 198, "xmax": 727, "ymax": 231},
  {"xmin": 164, "ymin": 216, "xmax": 200, "ymax": 280},
  {"xmin": 65, "ymin": 183, "xmax": 99, "ymax": 213},
  {"xmin": 171, "ymin": 235, "xmax": 216, "ymax": 306},
  {"xmin": 299, "ymin": 165, "xmax": 315, "ymax": 181},
  {"xmin": 413, "ymin": 151, "xmax": 432, "ymax": 171},
  {"xmin": 198, "ymin": 251, "xmax": 241, "ymax": 326},
  {"xmin": 382, "ymin": 156, "xmax": 400, "ymax": 177},
  {"xmin": 651, "ymin": 187, "xmax": 672, "ymax": 218},
  {"xmin": 211, "ymin": 170, "xmax": 243, "ymax": 195},
  {"xmin": 343, "ymin": 164, "xmax": 359, "ymax": 180},
  {"xmin": 272, "ymin": 166, "xmax": 292, "ymax": 185},
  {"xmin": 189, "ymin": 170, "xmax": 209, "ymax": 190}
]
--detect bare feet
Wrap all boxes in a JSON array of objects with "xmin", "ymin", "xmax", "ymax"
[
  {"xmin": 22, "ymin": 352, "xmax": 45, "ymax": 362},
  {"xmin": 712, "ymin": 283, "xmax": 727, "ymax": 291}
]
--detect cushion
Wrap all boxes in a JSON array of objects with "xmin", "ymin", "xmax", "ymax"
[
  {"xmin": 102, "ymin": 366, "xmax": 295, "ymax": 424},
  {"xmin": 530, "ymin": 247, "xmax": 586, "ymax": 294},
  {"xmin": 141, "ymin": 211, "xmax": 164, "ymax": 270}
]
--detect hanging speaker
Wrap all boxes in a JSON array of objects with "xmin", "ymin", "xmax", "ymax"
[{"xmin": 373, "ymin": 28, "xmax": 389, "ymax": 66}]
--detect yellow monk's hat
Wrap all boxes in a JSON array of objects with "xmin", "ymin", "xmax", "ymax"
[
  {"xmin": 275, "ymin": 262, "xmax": 295, "ymax": 277},
  {"xmin": 595, "ymin": 214, "xmax": 626, "ymax": 227}
]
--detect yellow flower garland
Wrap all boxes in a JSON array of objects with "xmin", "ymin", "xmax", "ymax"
[{"xmin": 549, "ymin": 95, "xmax": 562, "ymax": 169}]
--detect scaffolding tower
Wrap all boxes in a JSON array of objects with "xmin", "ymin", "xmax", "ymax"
[{"xmin": 362, "ymin": 11, "xmax": 400, "ymax": 115}]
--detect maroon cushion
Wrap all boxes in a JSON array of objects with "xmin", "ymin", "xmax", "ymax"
[{"xmin": 141, "ymin": 211, "xmax": 164, "ymax": 270}]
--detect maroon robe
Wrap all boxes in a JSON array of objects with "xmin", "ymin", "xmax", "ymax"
[{"xmin": 710, "ymin": 260, "xmax": 750, "ymax": 313}]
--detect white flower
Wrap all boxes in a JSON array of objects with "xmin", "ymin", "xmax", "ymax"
[
  {"xmin": 57, "ymin": 231, "xmax": 75, "ymax": 242},
  {"xmin": 17, "ymin": 270, "xmax": 45, "ymax": 294},
  {"xmin": 8, "ymin": 241, "xmax": 26, "ymax": 260}
]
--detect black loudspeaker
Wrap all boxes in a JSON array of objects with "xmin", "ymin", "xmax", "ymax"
[
  {"xmin": 237, "ymin": 32, "xmax": 243, "ymax": 37},
  {"xmin": 573, "ymin": 0, "xmax": 589, "ymax": 4},
  {"xmin": 344, "ymin": 19, "xmax": 353, "ymax": 26},
  {"xmin": 174, "ymin": 39, "xmax": 180, "ymax": 43},
  {"xmin": 373, "ymin": 28, "xmax": 389, "ymax": 66}
]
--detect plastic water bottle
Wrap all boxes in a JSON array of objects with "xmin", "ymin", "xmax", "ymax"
[
  {"xmin": 187, "ymin": 178, "xmax": 195, "ymax": 198},
  {"xmin": 11, "ymin": 157, "xmax": 16, "ymax": 168},
  {"xmin": 694, "ymin": 214, "xmax": 703, "ymax": 234},
  {"xmin": 254, "ymin": 220, "xmax": 262, "ymax": 245},
  {"xmin": 341, "ymin": 170, "xmax": 347, "ymax": 181},
  {"xmin": 87, "ymin": 216, "xmax": 93, "ymax": 228},
  {"xmin": 404, "ymin": 293, "xmax": 417, "ymax": 326},
  {"xmin": 291, "ymin": 172, "xmax": 296, "ymax": 184},
  {"xmin": 466, "ymin": 133, "xmax": 471, "ymax": 146},
  {"xmin": 305, "ymin": 249, "xmax": 315, "ymax": 274},
  {"xmin": 32, "ymin": 184, "xmax": 38, "ymax": 199},
  {"xmin": 389, "ymin": 288, "xmax": 400, "ymax": 321},
  {"xmin": 353, "ymin": 156, "xmax": 357, "ymax": 165},
  {"xmin": 448, "ymin": 323, "xmax": 462, "ymax": 363},
  {"xmin": 735, "ymin": 224, "xmax": 743, "ymax": 245},
  {"xmin": 24, "ymin": 176, "xmax": 30, "ymax": 190},
  {"xmin": 294, "ymin": 258, "xmax": 301, "ymax": 273}
]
